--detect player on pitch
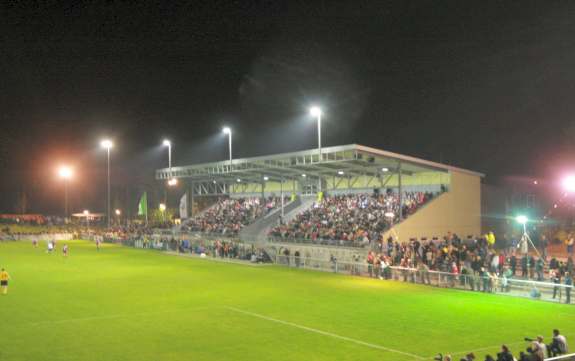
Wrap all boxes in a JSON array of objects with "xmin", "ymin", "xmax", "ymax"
[{"xmin": 0, "ymin": 268, "xmax": 11, "ymax": 295}]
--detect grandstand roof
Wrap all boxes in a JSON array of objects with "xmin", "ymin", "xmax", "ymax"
[{"xmin": 156, "ymin": 144, "xmax": 483, "ymax": 185}]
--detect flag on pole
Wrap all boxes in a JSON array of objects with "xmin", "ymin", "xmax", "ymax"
[
  {"xmin": 179, "ymin": 193, "xmax": 188, "ymax": 219},
  {"xmin": 138, "ymin": 192, "xmax": 148, "ymax": 218}
]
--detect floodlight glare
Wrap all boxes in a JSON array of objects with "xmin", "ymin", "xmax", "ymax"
[
  {"xmin": 168, "ymin": 178, "xmax": 178, "ymax": 186},
  {"xmin": 58, "ymin": 166, "xmax": 73, "ymax": 179},
  {"xmin": 115, "ymin": 209, "xmax": 121, "ymax": 216},
  {"xmin": 301, "ymin": 174, "xmax": 307, "ymax": 177},
  {"xmin": 162, "ymin": 139, "xmax": 171, "ymax": 147},
  {"xmin": 222, "ymin": 127, "xmax": 231, "ymax": 134},
  {"xmin": 263, "ymin": 176, "xmax": 269, "ymax": 181},
  {"xmin": 516, "ymin": 215, "xmax": 528, "ymax": 225},
  {"xmin": 309, "ymin": 106, "xmax": 322, "ymax": 117},
  {"xmin": 159, "ymin": 203, "xmax": 166, "ymax": 211},
  {"xmin": 337, "ymin": 170, "xmax": 344, "ymax": 175},
  {"xmin": 563, "ymin": 175, "xmax": 575, "ymax": 193},
  {"xmin": 100, "ymin": 139, "xmax": 113, "ymax": 149},
  {"xmin": 83, "ymin": 210, "xmax": 89, "ymax": 215},
  {"xmin": 236, "ymin": 178, "xmax": 241, "ymax": 183},
  {"xmin": 382, "ymin": 167, "xmax": 389, "ymax": 172}
]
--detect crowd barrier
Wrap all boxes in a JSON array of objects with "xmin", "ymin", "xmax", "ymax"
[
  {"xmin": 267, "ymin": 236, "xmax": 368, "ymax": 248},
  {"xmin": 274, "ymin": 255, "xmax": 573, "ymax": 305}
]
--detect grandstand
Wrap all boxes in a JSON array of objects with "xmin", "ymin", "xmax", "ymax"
[{"xmin": 157, "ymin": 144, "xmax": 483, "ymax": 252}]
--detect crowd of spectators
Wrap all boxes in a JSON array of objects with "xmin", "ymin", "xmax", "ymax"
[
  {"xmin": 183, "ymin": 196, "xmax": 284, "ymax": 235},
  {"xmin": 269, "ymin": 190, "xmax": 437, "ymax": 246},
  {"xmin": 365, "ymin": 232, "xmax": 573, "ymax": 303}
]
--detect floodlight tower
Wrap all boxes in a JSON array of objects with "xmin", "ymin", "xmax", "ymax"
[
  {"xmin": 163, "ymin": 139, "xmax": 177, "ymax": 186},
  {"xmin": 222, "ymin": 127, "xmax": 232, "ymax": 168},
  {"xmin": 58, "ymin": 166, "xmax": 73, "ymax": 220},
  {"xmin": 515, "ymin": 215, "xmax": 542, "ymax": 258},
  {"xmin": 100, "ymin": 139, "xmax": 113, "ymax": 228},
  {"xmin": 309, "ymin": 106, "xmax": 323, "ymax": 192}
]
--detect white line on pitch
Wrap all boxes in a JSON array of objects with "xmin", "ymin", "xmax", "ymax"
[
  {"xmin": 225, "ymin": 306, "xmax": 424, "ymax": 359},
  {"xmin": 29, "ymin": 306, "xmax": 212, "ymax": 327}
]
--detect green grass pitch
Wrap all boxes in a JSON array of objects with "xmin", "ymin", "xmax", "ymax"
[{"xmin": 0, "ymin": 240, "xmax": 572, "ymax": 361}]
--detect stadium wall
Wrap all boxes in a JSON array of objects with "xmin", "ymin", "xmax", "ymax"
[{"xmin": 382, "ymin": 170, "xmax": 481, "ymax": 240}]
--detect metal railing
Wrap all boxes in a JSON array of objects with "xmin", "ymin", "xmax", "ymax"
[
  {"xmin": 267, "ymin": 236, "xmax": 369, "ymax": 248},
  {"xmin": 546, "ymin": 354, "xmax": 575, "ymax": 361},
  {"xmin": 274, "ymin": 255, "xmax": 574, "ymax": 305}
]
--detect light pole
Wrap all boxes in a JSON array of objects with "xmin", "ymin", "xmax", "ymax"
[
  {"xmin": 58, "ymin": 166, "xmax": 73, "ymax": 220},
  {"xmin": 159, "ymin": 203, "xmax": 166, "ymax": 223},
  {"xmin": 309, "ymin": 106, "xmax": 323, "ymax": 159},
  {"xmin": 163, "ymin": 139, "xmax": 178, "ymax": 185},
  {"xmin": 115, "ymin": 209, "xmax": 121, "ymax": 226},
  {"xmin": 515, "ymin": 215, "xmax": 542, "ymax": 259},
  {"xmin": 100, "ymin": 139, "xmax": 113, "ymax": 228},
  {"xmin": 309, "ymin": 106, "xmax": 323, "ymax": 192},
  {"xmin": 222, "ymin": 127, "xmax": 232, "ymax": 168},
  {"xmin": 83, "ymin": 210, "xmax": 90, "ymax": 231}
]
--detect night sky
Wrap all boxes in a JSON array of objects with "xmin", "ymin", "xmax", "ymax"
[{"xmin": 2, "ymin": 1, "xmax": 575, "ymax": 215}]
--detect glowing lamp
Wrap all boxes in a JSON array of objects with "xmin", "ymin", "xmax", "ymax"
[
  {"xmin": 515, "ymin": 215, "xmax": 528, "ymax": 225},
  {"xmin": 309, "ymin": 106, "xmax": 322, "ymax": 117},
  {"xmin": 563, "ymin": 175, "xmax": 575, "ymax": 193}
]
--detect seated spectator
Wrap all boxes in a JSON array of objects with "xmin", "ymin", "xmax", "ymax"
[
  {"xmin": 184, "ymin": 196, "xmax": 284, "ymax": 235},
  {"xmin": 269, "ymin": 190, "xmax": 436, "ymax": 246}
]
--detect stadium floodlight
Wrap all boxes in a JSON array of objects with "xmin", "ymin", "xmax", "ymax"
[
  {"xmin": 381, "ymin": 167, "xmax": 389, "ymax": 172},
  {"xmin": 301, "ymin": 174, "xmax": 306, "ymax": 178},
  {"xmin": 162, "ymin": 139, "xmax": 177, "ymax": 186},
  {"xmin": 516, "ymin": 215, "xmax": 528, "ymax": 225},
  {"xmin": 58, "ymin": 166, "xmax": 73, "ymax": 219},
  {"xmin": 563, "ymin": 175, "xmax": 575, "ymax": 193},
  {"xmin": 236, "ymin": 178, "xmax": 241, "ymax": 183},
  {"xmin": 515, "ymin": 214, "xmax": 543, "ymax": 260},
  {"xmin": 222, "ymin": 127, "xmax": 232, "ymax": 167},
  {"xmin": 263, "ymin": 176, "xmax": 269, "ymax": 181},
  {"xmin": 309, "ymin": 105, "xmax": 323, "ymax": 192},
  {"xmin": 100, "ymin": 138, "xmax": 113, "ymax": 228},
  {"xmin": 309, "ymin": 106, "xmax": 322, "ymax": 118},
  {"xmin": 115, "ymin": 209, "xmax": 121, "ymax": 216},
  {"xmin": 337, "ymin": 170, "xmax": 344, "ymax": 175},
  {"xmin": 58, "ymin": 166, "xmax": 73, "ymax": 179},
  {"xmin": 159, "ymin": 203, "xmax": 166, "ymax": 211},
  {"xmin": 83, "ymin": 209, "xmax": 89, "ymax": 215},
  {"xmin": 100, "ymin": 139, "xmax": 113, "ymax": 149}
]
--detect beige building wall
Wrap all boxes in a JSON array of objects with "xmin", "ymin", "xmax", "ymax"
[{"xmin": 382, "ymin": 171, "xmax": 481, "ymax": 241}]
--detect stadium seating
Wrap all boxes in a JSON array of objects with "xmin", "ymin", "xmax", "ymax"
[
  {"xmin": 183, "ymin": 196, "xmax": 284, "ymax": 235},
  {"xmin": 268, "ymin": 191, "xmax": 437, "ymax": 246}
]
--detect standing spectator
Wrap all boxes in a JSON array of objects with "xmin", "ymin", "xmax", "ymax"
[
  {"xmin": 567, "ymin": 235, "xmax": 574, "ymax": 257},
  {"xmin": 535, "ymin": 258, "xmax": 544, "ymax": 281},
  {"xmin": 521, "ymin": 255, "xmax": 528, "ymax": 278},
  {"xmin": 509, "ymin": 254, "xmax": 517, "ymax": 276},
  {"xmin": 367, "ymin": 252, "xmax": 374, "ymax": 278},
  {"xmin": 565, "ymin": 272, "xmax": 573, "ymax": 304},
  {"xmin": 552, "ymin": 270, "xmax": 562, "ymax": 300},
  {"xmin": 540, "ymin": 235, "xmax": 548, "ymax": 261}
]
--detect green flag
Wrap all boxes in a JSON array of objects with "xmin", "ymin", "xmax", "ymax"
[{"xmin": 138, "ymin": 192, "xmax": 148, "ymax": 217}]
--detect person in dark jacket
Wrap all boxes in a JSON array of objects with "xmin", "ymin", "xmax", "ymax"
[{"xmin": 496, "ymin": 345, "xmax": 514, "ymax": 361}]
